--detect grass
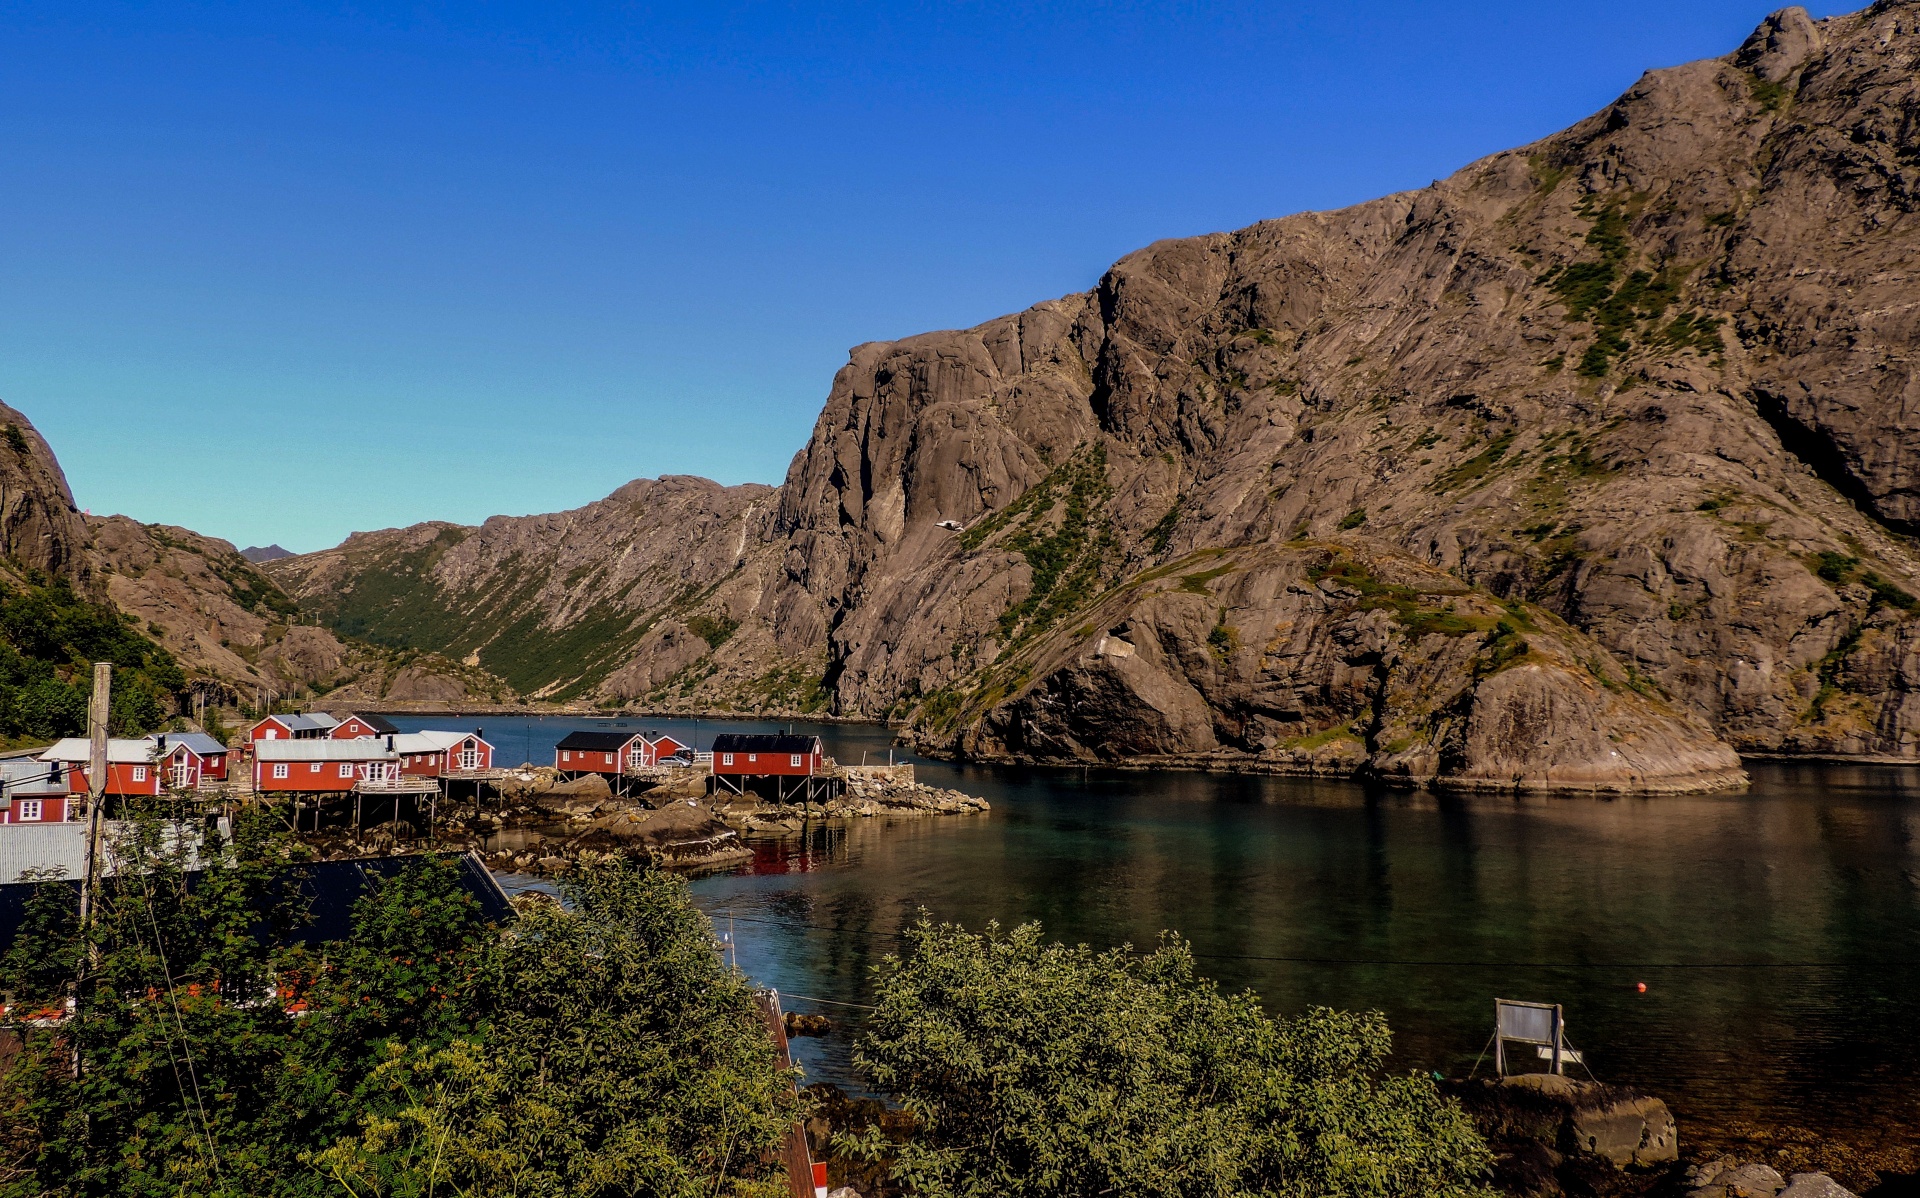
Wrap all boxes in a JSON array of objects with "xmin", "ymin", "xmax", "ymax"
[
  {"xmin": 1435, "ymin": 431, "xmax": 1518, "ymax": 491},
  {"xmin": 1307, "ymin": 555, "xmax": 1490, "ymax": 639},
  {"xmin": 1805, "ymin": 551, "xmax": 1920, "ymax": 612},
  {"xmin": 1177, "ymin": 563, "xmax": 1237, "ymax": 594},
  {"xmin": 1338, "ymin": 509, "xmax": 1368, "ymax": 531},
  {"xmin": 1146, "ymin": 500, "xmax": 1182, "ymax": 554},
  {"xmin": 962, "ymin": 446, "xmax": 1117, "ymax": 650},
  {"xmin": 684, "ymin": 614, "xmax": 739, "ymax": 649}
]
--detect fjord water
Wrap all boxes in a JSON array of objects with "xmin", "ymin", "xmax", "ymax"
[{"xmin": 399, "ymin": 715, "xmax": 1920, "ymax": 1139}]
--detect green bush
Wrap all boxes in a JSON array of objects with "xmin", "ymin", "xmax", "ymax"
[
  {"xmin": 844, "ymin": 919, "xmax": 1493, "ymax": 1198},
  {"xmin": 0, "ymin": 824, "xmax": 795, "ymax": 1198}
]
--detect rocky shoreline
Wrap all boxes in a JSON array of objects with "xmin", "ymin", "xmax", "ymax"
[{"xmin": 294, "ymin": 762, "xmax": 988, "ymax": 876}]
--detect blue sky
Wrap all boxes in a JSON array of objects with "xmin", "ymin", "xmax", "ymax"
[{"xmin": 1, "ymin": 1, "xmax": 1844, "ymax": 552}]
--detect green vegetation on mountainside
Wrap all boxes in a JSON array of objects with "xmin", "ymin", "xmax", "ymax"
[
  {"xmin": 294, "ymin": 530, "xmax": 735, "ymax": 699},
  {"xmin": 0, "ymin": 578, "xmax": 181, "ymax": 742}
]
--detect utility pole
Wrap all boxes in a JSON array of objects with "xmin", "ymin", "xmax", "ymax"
[{"xmin": 78, "ymin": 663, "xmax": 110, "ymax": 968}]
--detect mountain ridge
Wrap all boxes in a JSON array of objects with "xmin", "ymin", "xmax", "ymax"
[{"xmin": 266, "ymin": 2, "xmax": 1920, "ymax": 790}]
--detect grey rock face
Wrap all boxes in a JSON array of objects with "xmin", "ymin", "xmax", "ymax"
[
  {"xmin": 0, "ymin": 401, "xmax": 88, "ymax": 584},
  {"xmin": 754, "ymin": 1, "xmax": 1920, "ymax": 784},
  {"xmin": 1778, "ymin": 1174, "xmax": 1857, "ymax": 1198},
  {"xmin": 258, "ymin": 4, "xmax": 1920, "ymax": 785}
]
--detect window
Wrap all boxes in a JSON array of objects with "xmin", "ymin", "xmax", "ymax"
[
  {"xmin": 264, "ymin": 729, "xmax": 279, "ymax": 739},
  {"xmin": 790, "ymin": 754, "xmax": 802, "ymax": 767},
  {"xmin": 721, "ymin": 753, "xmax": 734, "ymax": 766},
  {"xmin": 747, "ymin": 753, "xmax": 757, "ymax": 763},
  {"xmin": 339, "ymin": 763, "xmax": 354, "ymax": 778},
  {"xmin": 562, "ymin": 751, "xmax": 570, "ymax": 762},
  {"xmin": 272, "ymin": 764, "xmax": 289, "ymax": 779},
  {"xmin": 132, "ymin": 766, "xmax": 147, "ymax": 783},
  {"xmin": 310, "ymin": 762, "xmax": 322, "ymax": 773},
  {"xmin": 16, "ymin": 800, "xmax": 41, "ymax": 822}
]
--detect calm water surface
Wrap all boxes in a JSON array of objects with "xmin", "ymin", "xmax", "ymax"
[{"xmin": 400, "ymin": 714, "xmax": 1920, "ymax": 1140}]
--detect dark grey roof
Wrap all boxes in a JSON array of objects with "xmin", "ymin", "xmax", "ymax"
[
  {"xmin": 556, "ymin": 730, "xmax": 640, "ymax": 752},
  {"xmin": 709, "ymin": 734, "xmax": 821, "ymax": 754},
  {"xmin": 149, "ymin": 732, "xmax": 228, "ymax": 756},
  {"xmin": 338, "ymin": 712, "xmax": 400, "ymax": 735}
]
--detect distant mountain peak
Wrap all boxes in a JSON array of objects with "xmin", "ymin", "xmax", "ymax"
[{"xmin": 241, "ymin": 544, "xmax": 293, "ymax": 563}]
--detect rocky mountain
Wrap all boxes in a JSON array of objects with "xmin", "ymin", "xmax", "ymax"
[
  {"xmin": 0, "ymin": 403, "xmax": 498, "ymax": 712},
  {"xmin": 277, "ymin": 4, "xmax": 1920, "ymax": 792},
  {"xmin": 263, "ymin": 476, "xmax": 813, "ymax": 706},
  {"xmin": 241, "ymin": 545, "xmax": 293, "ymax": 564}
]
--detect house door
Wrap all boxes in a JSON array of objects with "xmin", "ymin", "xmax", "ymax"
[
  {"xmin": 364, "ymin": 762, "xmax": 389, "ymax": 784},
  {"xmin": 171, "ymin": 760, "xmax": 193, "ymax": 789}
]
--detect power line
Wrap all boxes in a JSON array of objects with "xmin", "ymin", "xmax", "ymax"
[{"xmin": 702, "ymin": 908, "xmax": 1920, "ymax": 972}]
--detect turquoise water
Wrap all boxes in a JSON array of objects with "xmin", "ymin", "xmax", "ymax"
[{"xmin": 398, "ymin": 715, "xmax": 1920, "ymax": 1139}]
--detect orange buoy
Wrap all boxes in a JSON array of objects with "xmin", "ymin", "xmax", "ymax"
[{"xmin": 1636, "ymin": 982, "xmax": 1647, "ymax": 993}]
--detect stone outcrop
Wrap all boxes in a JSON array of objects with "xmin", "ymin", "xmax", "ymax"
[
  {"xmin": 268, "ymin": 5, "xmax": 1920, "ymax": 790},
  {"xmin": 0, "ymin": 401, "xmax": 89, "ymax": 585}
]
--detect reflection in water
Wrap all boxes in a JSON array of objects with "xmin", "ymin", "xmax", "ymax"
[
  {"xmin": 693, "ymin": 756, "xmax": 1920, "ymax": 1141},
  {"xmin": 433, "ymin": 715, "xmax": 1920, "ymax": 1136}
]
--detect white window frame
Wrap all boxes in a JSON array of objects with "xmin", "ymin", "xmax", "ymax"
[
  {"xmin": 132, "ymin": 766, "xmax": 147, "ymax": 783},
  {"xmin": 562, "ymin": 751, "xmax": 570, "ymax": 762},
  {"xmin": 721, "ymin": 753, "xmax": 734, "ymax": 766},
  {"xmin": 339, "ymin": 763, "xmax": 354, "ymax": 778},
  {"xmin": 272, "ymin": 764, "xmax": 290, "ymax": 779},
  {"xmin": 16, "ymin": 799, "xmax": 42, "ymax": 821},
  {"xmin": 790, "ymin": 754, "xmax": 802, "ymax": 767}
]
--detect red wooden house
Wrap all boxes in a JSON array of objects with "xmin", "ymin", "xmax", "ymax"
[
  {"xmin": 555, "ymin": 730, "xmax": 641, "ymax": 776},
  {"xmin": 554, "ymin": 731, "xmax": 686, "ymax": 776},
  {"xmin": 391, "ymin": 731, "xmax": 494, "ymax": 777},
  {"xmin": 40, "ymin": 738, "xmax": 164, "ymax": 797},
  {"xmin": 331, "ymin": 712, "xmax": 400, "ymax": 740},
  {"xmin": 0, "ymin": 758, "xmax": 72, "ymax": 824},
  {"xmin": 709, "ymin": 734, "xmax": 829, "ymax": 802},
  {"xmin": 253, "ymin": 739, "xmax": 400, "ymax": 793},
  {"xmin": 246, "ymin": 713, "xmax": 337, "ymax": 745},
  {"xmin": 710, "ymin": 734, "xmax": 824, "ymax": 777},
  {"xmin": 147, "ymin": 732, "xmax": 231, "ymax": 788}
]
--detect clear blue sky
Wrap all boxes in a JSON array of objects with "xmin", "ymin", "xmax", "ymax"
[{"xmin": 0, "ymin": 1, "xmax": 1844, "ymax": 552}]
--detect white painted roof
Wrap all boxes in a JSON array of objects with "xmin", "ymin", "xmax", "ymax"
[
  {"xmin": 390, "ymin": 731, "xmax": 472, "ymax": 754},
  {"xmin": 305, "ymin": 712, "xmax": 341, "ymax": 729},
  {"xmin": 40, "ymin": 738, "xmax": 156, "ymax": 764},
  {"xmin": 254, "ymin": 740, "xmax": 397, "ymax": 762}
]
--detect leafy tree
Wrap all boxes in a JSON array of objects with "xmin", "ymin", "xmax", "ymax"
[
  {"xmin": 311, "ymin": 861, "xmax": 797, "ymax": 1198},
  {"xmin": 844, "ymin": 920, "xmax": 1494, "ymax": 1198},
  {"xmin": 0, "ymin": 579, "xmax": 184, "ymax": 741}
]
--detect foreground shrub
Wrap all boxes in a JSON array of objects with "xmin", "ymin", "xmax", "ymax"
[{"xmin": 845, "ymin": 919, "xmax": 1494, "ymax": 1198}]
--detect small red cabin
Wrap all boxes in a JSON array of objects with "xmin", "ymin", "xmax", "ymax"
[
  {"xmin": 555, "ymin": 730, "xmax": 641, "ymax": 775},
  {"xmin": 554, "ymin": 731, "xmax": 687, "ymax": 775},
  {"xmin": 40, "ymin": 738, "xmax": 163, "ymax": 797},
  {"xmin": 709, "ymin": 734, "xmax": 823, "ymax": 777},
  {"xmin": 253, "ymin": 740, "xmax": 399, "ymax": 793},
  {"xmin": 331, "ymin": 712, "xmax": 400, "ymax": 740},
  {"xmin": 0, "ymin": 759, "xmax": 71, "ymax": 823},
  {"xmin": 246, "ymin": 713, "xmax": 336, "ymax": 745},
  {"xmin": 148, "ymin": 732, "xmax": 230, "ymax": 788},
  {"xmin": 391, "ymin": 731, "xmax": 493, "ymax": 776}
]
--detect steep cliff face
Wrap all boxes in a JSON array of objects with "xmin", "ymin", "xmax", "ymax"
[
  {"xmin": 765, "ymin": 3, "xmax": 1920, "ymax": 783},
  {"xmin": 266, "ymin": 476, "xmax": 817, "ymax": 708},
  {"xmin": 0, "ymin": 402, "xmax": 89, "ymax": 585},
  {"xmin": 266, "ymin": 4, "xmax": 1920, "ymax": 789}
]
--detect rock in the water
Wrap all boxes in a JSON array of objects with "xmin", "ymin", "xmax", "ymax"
[
  {"xmin": 1689, "ymin": 1159, "xmax": 1787, "ymax": 1198},
  {"xmin": 1778, "ymin": 1174, "xmax": 1855, "ymax": 1198}
]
